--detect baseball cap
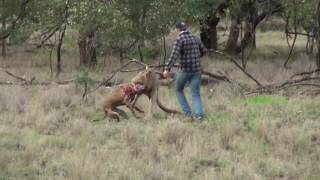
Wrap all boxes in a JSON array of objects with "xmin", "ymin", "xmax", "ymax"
[{"xmin": 176, "ymin": 21, "xmax": 187, "ymax": 30}]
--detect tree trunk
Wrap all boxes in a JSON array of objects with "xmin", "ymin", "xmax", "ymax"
[
  {"xmin": 317, "ymin": 38, "xmax": 320, "ymax": 69},
  {"xmin": 119, "ymin": 49, "xmax": 124, "ymax": 65},
  {"xmin": 161, "ymin": 30, "xmax": 167, "ymax": 69},
  {"xmin": 138, "ymin": 44, "xmax": 144, "ymax": 62},
  {"xmin": 307, "ymin": 28, "xmax": 316, "ymax": 55},
  {"xmin": 200, "ymin": 16, "xmax": 219, "ymax": 50},
  {"xmin": 1, "ymin": 12, "xmax": 6, "ymax": 58},
  {"xmin": 1, "ymin": 37, "xmax": 6, "ymax": 58},
  {"xmin": 239, "ymin": 1, "xmax": 260, "ymax": 52},
  {"xmin": 317, "ymin": 2, "xmax": 320, "ymax": 70},
  {"xmin": 199, "ymin": 0, "xmax": 231, "ymax": 50},
  {"xmin": 240, "ymin": 22, "xmax": 256, "ymax": 51},
  {"xmin": 225, "ymin": 17, "xmax": 240, "ymax": 52},
  {"xmin": 310, "ymin": 34, "xmax": 315, "ymax": 55},
  {"xmin": 78, "ymin": 33, "xmax": 87, "ymax": 65},
  {"xmin": 56, "ymin": 25, "xmax": 66, "ymax": 77},
  {"xmin": 78, "ymin": 30, "xmax": 97, "ymax": 67}
]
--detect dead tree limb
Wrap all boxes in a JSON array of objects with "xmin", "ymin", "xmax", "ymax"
[
  {"xmin": 0, "ymin": 68, "xmax": 34, "ymax": 84},
  {"xmin": 84, "ymin": 59, "xmax": 147, "ymax": 99},
  {"xmin": 246, "ymin": 76, "xmax": 320, "ymax": 95},
  {"xmin": 202, "ymin": 71, "xmax": 231, "ymax": 83},
  {"xmin": 0, "ymin": 68, "xmax": 74, "ymax": 86},
  {"xmin": 37, "ymin": 26, "xmax": 61, "ymax": 48},
  {"xmin": 211, "ymin": 50, "xmax": 264, "ymax": 87},
  {"xmin": 290, "ymin": 69, "xmax": 320, "ymax": 79},
  {"xmin": 286, "ymin": 31, "xmax": 315, "ymax": 38},
  {"xmin": 278, "ymin": 77, "xmax": 320, "ymax": 88}
]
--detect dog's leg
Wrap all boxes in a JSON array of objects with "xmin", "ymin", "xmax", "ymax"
[
  {"xmin": 130, "ymin": 94, "xmax": 138, "ymax": 105},
  {"xmin": 106, "ymin": 108, "xmax": 120, "ymax": 122},
  {"xmin": 127, "ymin": 94, "xmax": 145, "ymax": 113},
  {"xmin": 114, "ymin": 108, "xmax": 129, "ymax": 119},
  {"xmin": 131, "ymin": 94, "xmax": 145, "ymax": 113}
]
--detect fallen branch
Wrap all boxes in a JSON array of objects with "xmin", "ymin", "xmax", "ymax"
[
  {"xmin": 210, "ymin": 50, "xmax": 264, "ymax": 87},
  {"xmin": 0, "ymin": 67, "xmax": 34, "ymax": 85},
  {"xmin": 290, "ymin": 69, "xmax": 320, "ymax": 79},
  {"xmin": 202, "ymin": 71, "xmax": 231, "ymax": 83},
  {"xmin": 278, "ymin": 77, "xmax": 320, "ymax": 88},
  {"xmin": 120, "ymin": 58, "xmax": 232, "ymax": 83},
  {"xmin": 286, "ymin": 31, "xmax": 315, "ymax": 38},
  {"xmin": 246, "ymin": 76, "xmax": 320, "ymax": 95},
  {"xmin": 82, "ymin": 59, "xmax": 147, "ymax": 100}
]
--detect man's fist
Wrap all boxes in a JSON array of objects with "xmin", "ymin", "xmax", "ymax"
[{"xmin": 163, "ymin": 70, "xmax": 169, "ymax": 79}]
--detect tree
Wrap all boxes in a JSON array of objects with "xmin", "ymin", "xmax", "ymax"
[
  {"xmin": 108, "ymin": 0, "xmax": 179, "ymax": 62},
  {"xmin": 282, "ymin": 0, "xmax": 319, "ymax": 68},
  {"xmin": 71, "ymin": 0, "xmax": 113, "ymax": 67},
  {"xmin": 0, "ymin": 0, "xmax": 31, "ymax": 58},
  {"xmin": 200, "ymin": 0, "xmax": 230, "ymax": 50},
  {"xmin": 27, "ymin": 0, "xmax": 71, "ymax": 76},
  {"xmin": 225, "ymin": 0, "xmax": 283, "ymax": 53},
  {"xmin": 175, "ymin": 0, "xmax": 226, "ymax": 50}
]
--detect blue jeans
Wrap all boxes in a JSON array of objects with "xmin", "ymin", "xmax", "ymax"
[{"xmin": 175, "ymin": 71, "xmax": 203, "ymax": 119}]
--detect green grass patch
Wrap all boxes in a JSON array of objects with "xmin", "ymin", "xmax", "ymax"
[
  {"xmin": 305, "ymin": 110, "xmax": 320, "ymax": 121},
  {"xmin": 206, "ymin": 111, "xmax": 233, "ymax": 124},
  {"xmin": 0, "ymin": 177, "xmax": 11, "ymax": 180},
  {"xmin": 89, "ymin": 112, "xmax": 106, "ymax": 122},
  {"xmin": 245, "ymin": 95, "xmax": 288, "ymax": 106},
  {"xmin": 303, "ymin": 103, "xmax": 320, "ymax": 121}
]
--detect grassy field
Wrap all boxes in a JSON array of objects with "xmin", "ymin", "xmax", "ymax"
[{"xmin": 0, "ymin": 31, "xmax": 320, "ymax": 180}]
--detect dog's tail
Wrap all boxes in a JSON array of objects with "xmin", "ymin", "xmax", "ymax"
[{"xmin": 156, "ymin": 97, "xmax": 181, "ymax": 114}]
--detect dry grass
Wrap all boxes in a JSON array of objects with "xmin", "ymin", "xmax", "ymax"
[{"xmin": 0, "ymin": 31, "xmax": 320, "ymax": 180}]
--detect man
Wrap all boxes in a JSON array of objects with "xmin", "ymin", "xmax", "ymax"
[{"xmin": 163, "ymin": 21, "xmax": 206, "ymax": 122}]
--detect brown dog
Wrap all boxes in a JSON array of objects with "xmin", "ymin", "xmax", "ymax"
[{"xmin": 103, "ymin": 83, "xmax": 145, "ymax": 121}]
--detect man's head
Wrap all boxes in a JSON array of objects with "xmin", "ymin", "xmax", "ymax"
[{"xmin": 176, "ymin": 21, "xmax": 187, "ymax": 31}]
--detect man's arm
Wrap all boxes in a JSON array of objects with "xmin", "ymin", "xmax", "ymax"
[{"xmin": 165, "ymin": 38, "xmax": 181, "ymax": 71}]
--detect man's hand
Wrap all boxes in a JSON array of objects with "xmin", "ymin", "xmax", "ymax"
[{"xmin": 163, "ymin": 70, "xmax": 169, "ymax": 79}]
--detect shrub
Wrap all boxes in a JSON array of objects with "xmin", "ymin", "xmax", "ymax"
[{"xmin": 128, "ymin": 47, "xmax": 160, "ymax": 61}]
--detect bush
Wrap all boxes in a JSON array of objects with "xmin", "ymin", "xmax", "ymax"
[
  {"xmin": 74, "ymin": 70, "xmax": 95, "ymax": 88},
  {"xmin": 128, "ymin": 47, "xmax": 160, "ymax": 61},
  {"xmin": 258, "ymin": 17, "xmax": 286, "ymax": 32}
]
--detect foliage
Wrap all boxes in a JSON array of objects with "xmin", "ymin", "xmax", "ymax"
[
  {"xmin": 0, "ymin": 0, "xmax": 29, "ymax": 39},
  {"xmin": 71, "ymin": 0, "xmax": 113, "ymax": 32},
  {"xmin": 282, "ymin": 0, "xmax": 318, "ymax": 32},
  {"xmin": 9, "ymin": 25, "xmax": 33, "ymax": 44},
  {"xmin": 73, "ymin": 70, "xmax": 95, "ymax": 87},
  {"xmin": 128, "ymin": 47, "xmax": 160, "ymax": 60},
  {"xmin": 1, "ymin": 0, "xmax": 320, "ymax": 63}
]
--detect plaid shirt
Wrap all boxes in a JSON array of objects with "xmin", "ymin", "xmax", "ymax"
[{"xmin": 165, "ymin": 31, "xmax": 206, "ymax": 72}]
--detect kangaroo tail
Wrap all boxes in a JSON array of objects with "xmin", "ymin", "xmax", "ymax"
[{"xmin": 156, "ymin": 97, "xmax": 181, "ymax": 114}]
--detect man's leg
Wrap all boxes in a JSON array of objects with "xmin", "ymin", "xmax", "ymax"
[
  {"xmin": 175, "ymin": 72, "xmax": 192, "ymax": 117},
  {"xmin": 189, "ymin": 72, "xmax": 204, "ymax": 120}
]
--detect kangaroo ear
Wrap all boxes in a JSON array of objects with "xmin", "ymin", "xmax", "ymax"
[{"xmin": 145, "ymin": 66, "xmax": 149, "ymax": 70}]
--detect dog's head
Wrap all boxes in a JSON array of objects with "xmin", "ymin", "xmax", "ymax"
[{"xmin": 131, "ymin": 66, "xmax": 155, "ymax": 90}]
